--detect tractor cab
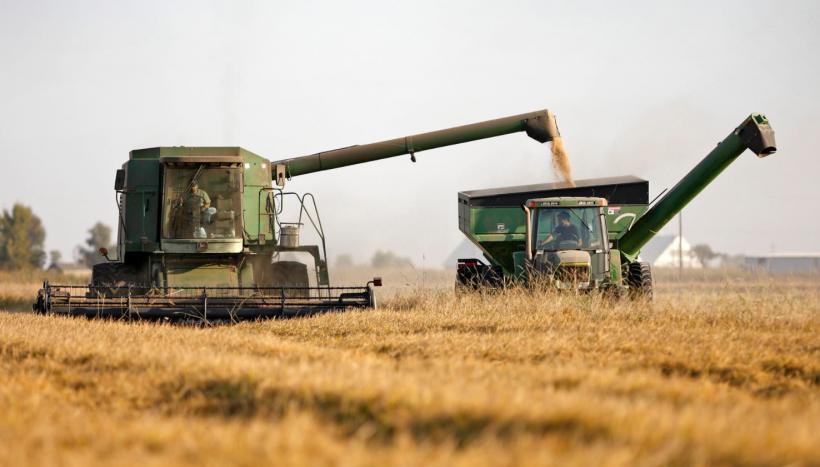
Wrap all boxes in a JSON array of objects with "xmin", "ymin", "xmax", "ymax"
[{"xmin": 524, "ymin": 197, "xmax": 611, "ymax": 289}]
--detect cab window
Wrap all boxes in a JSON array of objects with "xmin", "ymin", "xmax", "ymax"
[{"xmin": 162, "ymin": 166, "xmax": 242, "ymax": 240}]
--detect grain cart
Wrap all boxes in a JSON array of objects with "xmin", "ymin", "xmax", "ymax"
[
  {"xmin": 456, "ymin": 113, "xmax": 776, "ymax": 297},
  {"xmin": 34, "ymin": 110, "xmax": 561, "ymax": 319}
]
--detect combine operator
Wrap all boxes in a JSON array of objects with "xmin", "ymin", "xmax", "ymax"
[{"xmin": 184, "ymin": 181, "xmax": 217, "ymax": 238}]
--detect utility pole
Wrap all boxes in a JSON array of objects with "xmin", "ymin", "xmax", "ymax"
[{"xmin": 678, "ymin": 211, "xmax": 683, "ymax": 274}]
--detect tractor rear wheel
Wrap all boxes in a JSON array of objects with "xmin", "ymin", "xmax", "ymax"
[{"xmin": 626, "ymin": 261, "xmax": 653, "ymax": 300}]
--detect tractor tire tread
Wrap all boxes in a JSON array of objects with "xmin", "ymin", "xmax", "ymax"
[{"xmin": 626, "ymin": 261, "xmax": 653, "ymax": 300}]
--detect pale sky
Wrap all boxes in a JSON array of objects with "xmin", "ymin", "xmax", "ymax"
[{"xmin": 1, "ymin": 0, "xmax": 818, "ymax": 266}]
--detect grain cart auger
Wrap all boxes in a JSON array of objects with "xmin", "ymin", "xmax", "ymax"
[
  {"xmin": 456, "ymin": 113, "xmax": 776, "ymax": 298},
  {"xmin": 34, "ymin": 110, "xmax": 561, "ymax": 320}
]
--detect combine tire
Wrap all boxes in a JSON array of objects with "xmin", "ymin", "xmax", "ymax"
[
  {"xmin": 91, "ymin": 262, "xmax": 140, "ymax": 297},
  {"xmin": 626, "ymin": 261, "xmax": 653, "ymax": 300},
  {"xmin": 268, "ymin": 261, "xmax": 310, "ymax": 298}
]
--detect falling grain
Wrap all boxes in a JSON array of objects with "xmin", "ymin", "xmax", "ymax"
[{"xmin": 551, "ymin": 136, "xmax": 575, "ymax": 187}]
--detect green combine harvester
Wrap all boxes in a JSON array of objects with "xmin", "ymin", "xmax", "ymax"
[
  {"xmin": 33, "ymin": 110, "xmax": 775, "ymax": 319},
  {"xmin": 456, "ymin": 113, "xmax": 776, "ymax": 297},
  {"xmin": 34, "ymin": 110, "xmax": 562, "ymax": 320}
]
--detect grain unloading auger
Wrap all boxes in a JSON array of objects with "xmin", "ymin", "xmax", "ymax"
[
  {"xmin": 456, "ymin": 113, "xmax": 777, "ymax": 297},
  {"xmin": 34, "ymin": 110, "xmax": 561, "ymax": 320}
]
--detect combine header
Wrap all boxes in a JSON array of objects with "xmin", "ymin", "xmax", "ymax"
[{"xmin": 35, "ymin": 110, "xmax": 562, "ymax": 320}]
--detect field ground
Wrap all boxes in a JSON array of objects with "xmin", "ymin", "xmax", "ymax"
[{"xmin": 0, "ymin": 268, "xmax": 818, "ymax": 466}]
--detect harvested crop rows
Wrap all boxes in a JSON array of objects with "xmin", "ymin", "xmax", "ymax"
[{"xmin": 0, "ymin": 272, "xmax": 818, "ymax": 466}]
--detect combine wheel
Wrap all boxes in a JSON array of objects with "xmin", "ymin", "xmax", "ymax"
[
  {"xmin": 33, "ymin": 289, "xmax": 47, "ymax": 314},
  {"xmin": 626, "ymin": 261, "xmax": 653, "ymax": 300},
  {"xmin": 92, "ymin": 263, "xmax": 137, "ymax": 298},
  {"xmin": 268, "ymin": 261, "xmax": 310, "ymax": 298}
]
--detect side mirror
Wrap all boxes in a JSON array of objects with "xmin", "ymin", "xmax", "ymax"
[
  {"xmin": 372, "ymin": 277, "xmax": 383, "ymax": 287},
  {"xmin": 98, "ymin": 247, "xmax": 110, "ymax": 260}
]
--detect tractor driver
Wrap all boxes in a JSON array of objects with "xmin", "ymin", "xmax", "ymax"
[
  {"xmin": 540, "ymin": 211, "xmax": 581, "ymax": 249},
  {"xmin": 184, "ymin": 181, "xmax": 217, "ymax": 238}
]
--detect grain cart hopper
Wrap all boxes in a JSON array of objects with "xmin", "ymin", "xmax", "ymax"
[
  {"xmin": 456, "ymin": 113, "xmax": 776, "ymax": 297},
  {"xmin": 34, "ymin": 110, "xmax": 561, "ymax": 320}
]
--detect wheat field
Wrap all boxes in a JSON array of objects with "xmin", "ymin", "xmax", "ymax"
[{"xmin": 0, "ymin": 268, "xmax": 817, "ymax": 466}]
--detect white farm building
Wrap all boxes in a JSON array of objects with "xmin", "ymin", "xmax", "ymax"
[{"xmin": 638, "ymin": 235, "xmax": 702, "ymax": 268}]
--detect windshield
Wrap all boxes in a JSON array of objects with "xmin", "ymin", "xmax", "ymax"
[
  {"xmin": 162, "ymin": 166, "xmax": 242, "ymax": 240},
  {"xmin": 532, "ymin": 207, "xmax": 605, "ymax": 251}
]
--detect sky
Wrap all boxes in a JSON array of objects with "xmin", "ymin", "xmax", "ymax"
[{"xmin": 1, "ymin": 0, "xmax": 818, "ymax": 267}]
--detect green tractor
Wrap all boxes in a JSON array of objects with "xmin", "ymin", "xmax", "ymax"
[
  {"xmin": 34, "ymin": 110, "xmax": 563, "ymax": 319},
  {"xmin": 456, "ymin": 113, "xmax": 777, "ymax": 297}
]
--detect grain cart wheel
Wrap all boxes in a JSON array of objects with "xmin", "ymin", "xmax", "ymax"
[
  {"xmin": 454, "ymin": 277, "xmax": 472, "ymax": 295},
  {"xmin": 626, "ymin": 261, "xmax": 653, "ymax": 300},
  {"xmin": 455, "ymin": 259, "xmax": 504, "ymax": 294}
]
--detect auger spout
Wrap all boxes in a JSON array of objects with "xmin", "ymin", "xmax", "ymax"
[
  {"xmin": 617, "ymin": 113, "xmax": 777, "ymax": 260},
  {"xmin": 272, "ymin": 109, "xmax": 560, "ymax": 182}
]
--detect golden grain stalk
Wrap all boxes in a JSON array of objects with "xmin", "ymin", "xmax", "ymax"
[{"xmin": 0, "ymin": 272, "xmax": 817, "ymax": 466}]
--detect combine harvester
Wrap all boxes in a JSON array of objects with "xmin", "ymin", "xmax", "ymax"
[
  {"xmin": 34, "ymin": 110, "xmax": 563, "ymax": 320},
  {"xmin": 456, "ymin": 114, "xmax": 776, "ymax": 297}
]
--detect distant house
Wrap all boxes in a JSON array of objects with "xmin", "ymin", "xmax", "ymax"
[
  {"xmin": 743, "ymin": 253, "xmax": 820, "ymax": 274},
  {"xmin": 638, "ymin": 235, "xmax": 702, "ymax": 268}
]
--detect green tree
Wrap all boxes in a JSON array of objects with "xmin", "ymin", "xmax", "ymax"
[
  {"xmin": 335, "ymin": 254, "xmax": 355, "ymax": 268},
  {"xmin": 0, "ymin": 204, "xmax": 46, "ymax": 270},
  {"xmin": 690, "ymin": 244, "xmax": 721, "ymax": 267},
  {"xmin": 371, "ymin": 250, "xmax": 413, "ymax": 269},
  {"xmin": 79, "ymin": 222, "xmax": 113, "ymax": 266},
  {"xmin": 49, "ymin": 250, "xmax": 62, "ymax": 268}
]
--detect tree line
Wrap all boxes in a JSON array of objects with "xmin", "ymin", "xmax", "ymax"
[
  {"xmin": 0, "ymin": 203, "xmax": 113, "ymax": 270},
  {"xmin": 335, "ymin": 250, "xmax": 414, "ymax": 269}
]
